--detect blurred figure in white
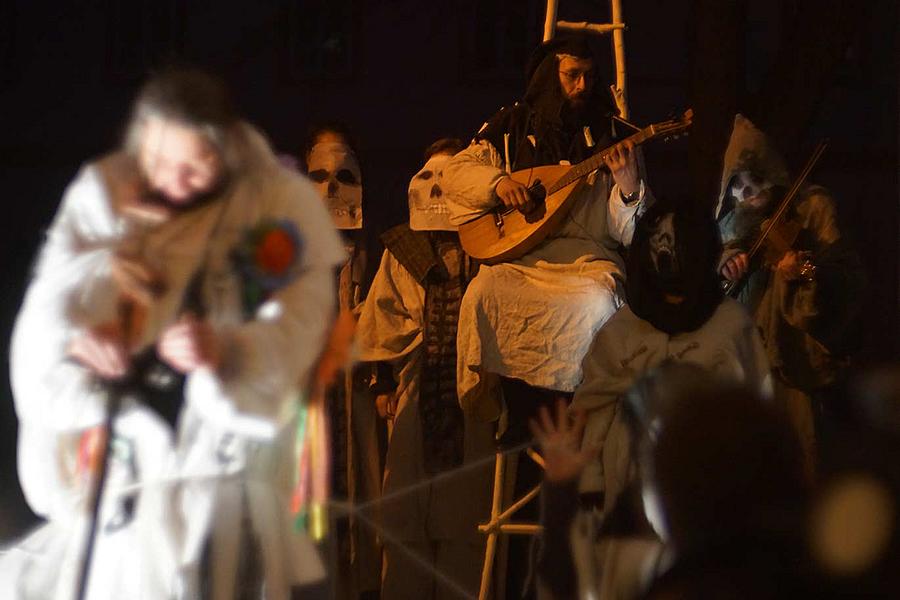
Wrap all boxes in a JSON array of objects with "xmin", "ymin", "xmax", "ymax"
[{"xmin": 0, "ymin": 67, "xmax": 345, "ymax": 599}]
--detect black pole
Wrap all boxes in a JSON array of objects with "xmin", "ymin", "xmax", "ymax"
[
  {"xmin": 74, "ymin": 387, "xmax": 124, "ymax": 600},
  {"xmin": 75, "ymin": 302, "xmax": 135, "ymax": 600}
]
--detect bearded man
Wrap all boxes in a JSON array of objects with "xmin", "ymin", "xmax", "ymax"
[
  {"xmin": 2, "ymin": 68, "xmax": 345, "ymax": 599},
  {"xmin": 443, "ymin": 34, "xmax": 650, "ymax": 441}
]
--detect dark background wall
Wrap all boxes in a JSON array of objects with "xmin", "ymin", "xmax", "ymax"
[{"xmin": 0, "ymin": 1, "xmax": 896, "ymax": 539}]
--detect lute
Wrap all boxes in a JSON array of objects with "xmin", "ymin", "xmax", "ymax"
[{"xmin": 458, "ymin": 109, "xmax": 693, "ymax": 264}]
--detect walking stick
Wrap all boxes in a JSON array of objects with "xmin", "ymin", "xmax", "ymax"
[{"xmin": 74, "ymin": 301, "xmax": 138, "ymax": 600}]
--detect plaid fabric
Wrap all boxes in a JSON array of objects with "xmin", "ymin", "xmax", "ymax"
[
  {"xmin": 383, "ymin": 225, "xmax": 477, "ymax": 474},
  {"xmin": 380, "ymin": 224, "xmax": 440, "ymax": 284}
]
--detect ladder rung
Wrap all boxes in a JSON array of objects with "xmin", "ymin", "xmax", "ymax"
[{"xmin": 556, "ymin": 20, "xmax": 625, "ymax": 35}]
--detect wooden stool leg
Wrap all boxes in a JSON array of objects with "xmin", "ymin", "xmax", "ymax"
[
  {"xmin": 478, "ymin": 451, "xmax": 506, "ymax": 600},
  {"xmin": 496, "ymin": 451, "xmax": 519, "ymax": 600}
]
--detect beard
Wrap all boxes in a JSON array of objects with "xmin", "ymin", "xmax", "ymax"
[{"xmin": 566, "ymin": 92, "xmax": 588, "ymax": 110}]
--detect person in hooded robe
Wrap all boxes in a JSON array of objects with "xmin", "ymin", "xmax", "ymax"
[
  {"xmin": 0, "ymin": 68, "xmax": 346, "ymax": 599},
  {"xmin": 301, "ymin": 123, "xmax": 383, "ymax": 599},
  {"xmin": 355, "ymin": 138, "xmax": 495, "ymax": 600},
  {"xmin": 716, "ymin": 114, "xmax": 866, "ymax": 474},
  {"xmin": 442, "ymin": 33, "xmax": 650, "ymax": 439},
  {"xmin": 572, "ymin": 197, "xmax": 772, "ymax": 514}
]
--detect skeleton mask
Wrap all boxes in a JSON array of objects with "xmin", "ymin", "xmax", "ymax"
[
  {"xmin": 728, "ymin": 170, "xmax": 774, "ymax": 208},
  {"xmin": 648, "ymin": 212, "xmax": 678, "ymax": 279},
  {"xmin": 307, "ymin": 142, "xmax": 362, "ymax": 230},
  {"xmin": 408, "ymin": 153, "xmax": 455, "ymax": 231}
]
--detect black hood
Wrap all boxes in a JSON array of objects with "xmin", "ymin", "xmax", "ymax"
[
  {"xmin": 626, "ymin": 198, "xmax": 724, "ymax": 335},
  {"xmin": 522, "ymin": 34, "xmax": 617, "ymax": 136}
]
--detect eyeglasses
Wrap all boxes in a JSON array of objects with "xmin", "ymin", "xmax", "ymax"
[{"xmin": 559, "ymin": 69, "xmax": 595, "ymax": 85}]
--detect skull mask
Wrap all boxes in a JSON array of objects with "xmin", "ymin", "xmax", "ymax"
[
  {"xmin": 728, "ymin": 170, "xmax": 774, "ymax": 209},
  {"xmin": 307, "ymin": 142, "xmax": 362, "ymax": 230},
  {"xmin": 408, "ymin": 153, "xmax": 455, "ymax": 231},
  {"xmin": 648, "ymin": 212, "xmax": 678, "ymax": 280}
]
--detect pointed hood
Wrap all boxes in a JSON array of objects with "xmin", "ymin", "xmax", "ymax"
[{"xmin": 716, "ymin": 114, "xmax": 790, "ymax": 218}]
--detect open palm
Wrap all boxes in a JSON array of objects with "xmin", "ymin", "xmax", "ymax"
[{"xmin": 529, "ymin": 400, "xmax": 598, "ymax": 483}]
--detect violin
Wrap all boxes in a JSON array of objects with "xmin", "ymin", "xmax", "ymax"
[{"xmin": 724, "ymin": 141, "xmax": 827, "ymax": 296}]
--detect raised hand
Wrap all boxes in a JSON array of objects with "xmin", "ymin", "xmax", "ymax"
[
  {"xmin": 603, "ymin": 139, "xmax": 640, "ymax": 197},
  {"xmin": 720, "ymin": 251, "xmax": 749, "ymax": 282},
  {"xmin": 67, "ymin": 322, "xmax": 129, "ymax": 380},
  {"xmin": 157, "ymin": 314, "xmax": 221, "ymax": 374},
  {"xmin": 529, "ymin": 399, "xmax": 599, "ymax": 483},
  {"xmin": 775, "ymin": 250, "xmax": 812, "ymax": 281}
]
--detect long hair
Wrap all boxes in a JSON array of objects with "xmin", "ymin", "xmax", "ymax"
[
  {"xmin": 522, "ymin": 34, "xmax": 617, "ymax": 131},
  {"xmin": 124, "ymin": 67, "xmax": 238, "ymax": 159}
]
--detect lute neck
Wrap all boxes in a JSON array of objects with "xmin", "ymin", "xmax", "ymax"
[{"xmin": 549, "ymin": 126, "xmax": 654, "ymax": 194}]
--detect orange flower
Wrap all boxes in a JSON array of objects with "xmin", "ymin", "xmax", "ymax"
[{"xmin": 255, "ymin": 228, "xmax": 296, "ymax": 276}]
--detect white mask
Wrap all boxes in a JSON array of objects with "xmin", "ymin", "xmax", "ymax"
[
  {"xmin": 728, "ymin": 170, "xmax": 774, "ymax": 208},
  {"xmin": 307, "ymin": 142, "xmax": 362, "ymax": 230},
  {"xmin": 408, "ymin": 153, "xmax": 455, "ymax": 231},
  {"xmin": 648, "ymin": 212, "xmax": 677, "ymax": 277}
]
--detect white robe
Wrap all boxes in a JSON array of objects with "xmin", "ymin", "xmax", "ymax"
[
  {"xmin": 573, "ymin": 299, "xmax": 772, "ymax": 503},
  {"xmin": 443, "ymin": 140, "xmax": 647, "ymax": 420},
  {"xmin": 2, "ymin": 124, "xmax": 346, "ymax": 599}
]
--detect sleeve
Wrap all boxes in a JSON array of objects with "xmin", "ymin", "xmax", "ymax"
[
  {"xmin": 786, "ymin": 191, "xmax": 866, "ymax": 352},
  {"xmin": 607, "ymin": 179, "xmax": 652, "ymax": 247},
  {"xmin": 730, "ymin": 302, "xmax": 773, "ymax": 399},
  {"xmin": 572, "ymin": 314, "xmax": 635, "ymax": 493},
  {"xmin": 354, "ymin": 250, "xmax": 425, "ymax": 364},
  {"xmin": 184, "ymin": 174, "xmax": 347, "ymax": 438},
  {"xmin": 443, "ymin": 139, "xmax": 508, "ymax": 226},
  {"xmin": 573, "ymin": 314, "xmax": 634, "ymax": 414},
  {"xmin": 10, "ymin": 166, "xmax": 120, "ymax": 518}
]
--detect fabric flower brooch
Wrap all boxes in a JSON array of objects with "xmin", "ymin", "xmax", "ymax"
[{"xmin": 232, "ymin": 219, "xmax": 304, "ymax": 317}]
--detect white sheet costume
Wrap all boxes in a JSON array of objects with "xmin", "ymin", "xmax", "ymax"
[
  {"xmin": 1, "ymin": 124, "xmax": 345, "ymax": 599},
  {"xmin": 444, "ymin": 139, "xmax": 647, "ymax": 419},
  {"xmin": 574, "ymin": 299, "xmax": 772, "ymax": 505}
]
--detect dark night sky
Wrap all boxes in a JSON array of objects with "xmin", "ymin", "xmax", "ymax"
[{"xmin": 0, "ymin": 1, "xmax": 896, "ymax": 538}]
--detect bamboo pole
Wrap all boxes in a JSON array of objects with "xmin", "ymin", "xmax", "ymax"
[
  {"xmin": 610, "ymin": 0, "xmax": 629, "ymax": 119},
  {"xmin": 543, "ymin": 0, "xmax": 559, "ymax": 41},
  {"xmin": 557, "ymin": 20, "xmax": 624, "ymax": 34},
  {"xmin": 525, "ymin": 447, "xmax": 545, "ymax": 468},
  {"xmin": 478, "ymin": 484, "xmax": 542, "ymax": 533},
  {"xmin": 478, "ymin": 452, "xmax": 506, "ymax": 600},
  {"xmin": 498, "ymin": 524, "xmax": 544, "ymax": 535}
]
